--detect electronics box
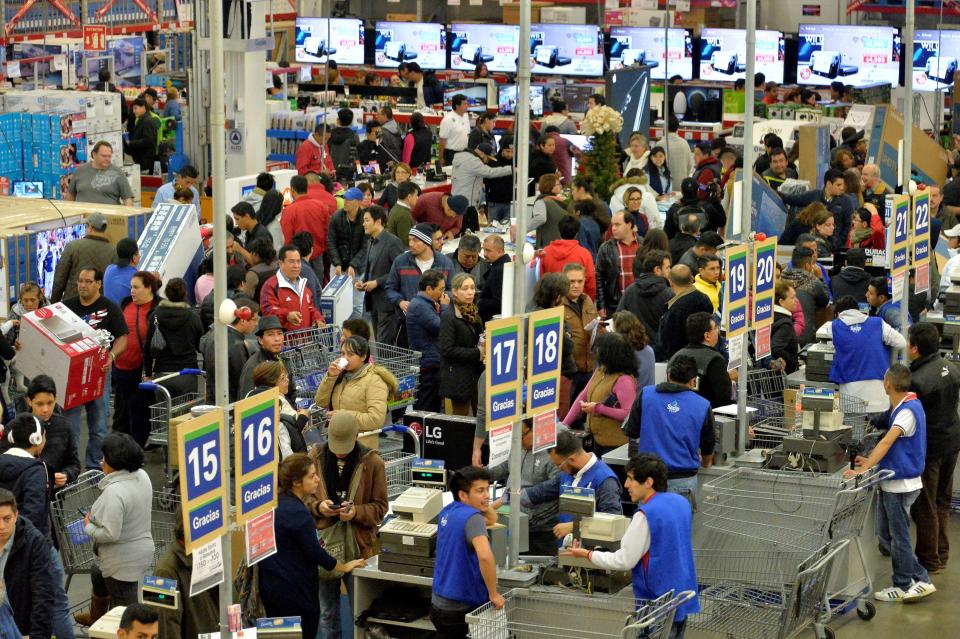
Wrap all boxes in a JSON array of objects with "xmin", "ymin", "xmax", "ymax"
[
  {"xmin": 137, "ymin": 202, "xmax": 202, "ymax": 290},
  {"xmin": 319, "ymin": 274, "xmax": 353, "ymax": 326},
  {"xmin": 540, "ymin": 6, "xmax": 586, "ymax": 23},
  {"xmin": 17, "ymin": 303, "xmax": 109, "ymax": 410}
]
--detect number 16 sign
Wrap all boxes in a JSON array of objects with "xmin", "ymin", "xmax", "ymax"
[
  {"xmin": 177, "ymin": 408, "xmax": 228, "ymax": 554},
  {"xmin": 485, "ymin": 316, "xmax": 522, "ymax": 430},
  {"xmin": 233, "ymin": 388, "xmax": 279, "ymax": 525}
]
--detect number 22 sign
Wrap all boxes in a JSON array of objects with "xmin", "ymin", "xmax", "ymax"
[
  {"xmin": 234, "ymin": 388, "xmax": 280, "ymax": 525},
  {"xmin": 177, "ymin": 408, "xmax": 228, "ymax": 554},
  {"xmin": 485, "ymin": 316, "xmax": 522, "ymax": 430}
]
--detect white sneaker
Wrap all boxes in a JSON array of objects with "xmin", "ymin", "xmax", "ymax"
[
  {"xmin": 903, "ymin": 581, "xmax": 936, "ymax": 602},
  {"xmin": 874, "ymin": 586, "xmax": 907, "ymax": 602}
]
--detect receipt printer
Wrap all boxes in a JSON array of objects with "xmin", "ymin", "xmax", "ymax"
[
  {"xmin": 379, "ymin": 486, "xmax": 443, "ymax": 577},
  {"xmin": 391, "ymin": 486, "xmax": 443, "ymax": 523}
]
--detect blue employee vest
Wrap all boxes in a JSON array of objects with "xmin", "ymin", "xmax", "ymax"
[
  {"xmin": 829, "ymin": 317, "xmax": 890, "ymax": 384},
  {"xmin": 633, "ymin": 492, "xmax": 700, "ymax": 621},
  {"xmin": 557, "ymin": 459, "xmax": 618, "ymax": 524},
  {"xmin": 433, "ymin": 501, "xmax": 488, "ymax": 607},
  {"xmin": 637, "ymin": 388, "xmax": 709, "ymax": 473},
  {"xmin": 882, "ymin": 395, "xmax": 927, "ymax": 481}
]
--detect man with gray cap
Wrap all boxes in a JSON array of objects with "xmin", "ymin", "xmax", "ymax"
[
  {"xmin": 412, "ymin": 191, "xmax": 469, "ymax": 240},
  {"xmin": 237, "ymin": 315, "xmax": 296, "ymax": 402},
  {"xmin": 65, "ymin": 140, "xmax": 134, "ymax": 206},
  {"xmin": 50, "ymin": 212, "xmax": 118, "ymax": 302},
  {"xmin": 102, "ymin": 238, "xmax": 140, "ymax": 304},
  {"xmin": 386, "ymin": 224, "xmax": 454, "ymax": 345},
  {"xmin": 451, "ymin": 143, "xmax": 513, "ymax": 210}
]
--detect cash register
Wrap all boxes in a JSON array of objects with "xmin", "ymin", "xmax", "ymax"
[
  {"xmin": 778, "ymin": 386, "xmax": 852, "ymax": 473},
  {"xmin": 378, "ymin": 459, "xmax": 447, "ymax": 577},
  {"xmin": 803, "ymin": 324, "xmax": 836, "ymax": 383}
]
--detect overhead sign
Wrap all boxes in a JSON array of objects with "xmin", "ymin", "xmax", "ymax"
[
  {"xmin": 176, "ymin": 408, "xmax": 228, "ymax": 554},
  {"xmin": 485, "ymin": 317, "xmax": 522, "ymax": 430},
  {"xmin": 913, "ymin": 191, "xmax": 931, "ymax": 266},
  {"xmin": 752, "ymin": 236, "xmax": 778, "ymax": 330},
  {"xmin": 723, "ymin": 243, "xmax": 750, "ymax": 338},
  {"xmin": 888, "ymin": 194, "xmax": 911, "ymax": 277},
  {"xmin": 83, "ymin": 25, "xmax": 107, "ymax": 51},
  {"xmin": 233, "ymin": 388, "xmax": 280, "ymax": 525},
  {"xmin": 526, "ymin": 307, "xmax": 564, "ymax": 416}
]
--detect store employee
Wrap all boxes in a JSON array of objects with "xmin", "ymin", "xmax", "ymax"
[
  {"xmin": 521, "ymin": 429, "xmax": 622, "ymax": 541},
  {"xmin": 561, "ymin": 453, "xmax": 699, "ymax": 639},
  {"xmin": 431, "ymin": 467, "xmax": 503, "ymax": 638},
  {"xmin": 438, "ymin": 95, "xmax": 472, "ymax": 166}
]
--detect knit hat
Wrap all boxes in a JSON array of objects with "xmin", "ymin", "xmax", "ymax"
[
  {"xmin": 343, "ymin": 187, "xmax": 364, "ymax": 201},
  {"xmin": 409, "ymin": 223, "xmax": 434, "ymax": 246},
  {"xmin": 445, "ymin": 195, "xmax": 469, "ymax": 216}
]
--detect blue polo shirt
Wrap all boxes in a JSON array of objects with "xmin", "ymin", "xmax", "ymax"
[{"xmin": 151, "ymin": 181, "xmax": 201, "ymax": 217}]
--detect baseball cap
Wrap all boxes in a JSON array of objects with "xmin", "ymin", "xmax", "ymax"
[
  {"xmin": 343, "ymin": 187, "xmax": 364, "ymax": 202},
  {"xmin": 327, "ymin": 412, "xmax": 359, "ymax": 455},
  {"xmin": 115, "ymin": 238, "xmax": 139, "ymax": 266},
  {"xmin": 945, "ymin": 224, "xmax": 960, "ymax": 238},
  {"xmin": 445, "ymin": 195, "xmax": 469, "ymax": 217},
  {"xmin": 86, "ymin": 212, "xmax": 108, "ymax": 231},
  {"xmin": 476, "ymin": 142, "xmax": 495, "ymax": 156}
]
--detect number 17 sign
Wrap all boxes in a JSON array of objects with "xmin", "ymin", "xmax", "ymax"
[{"xmin": 485, "ymin": 316, "xmax": 522, "ymax": 430}]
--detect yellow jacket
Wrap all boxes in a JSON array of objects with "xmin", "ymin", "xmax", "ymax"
[{"xmin": 694, "ymin": 275, "xmax": 721, "ymax": 313}]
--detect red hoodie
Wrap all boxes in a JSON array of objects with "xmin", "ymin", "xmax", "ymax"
[{"xmin": 540, "ymin": 239, "xmax": 597, "ymax": 300}]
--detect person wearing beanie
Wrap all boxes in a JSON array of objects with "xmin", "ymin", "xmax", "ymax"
[
  {"xmin": 451, "ymin": 142, "xmax": 513, "ymax": 211},
  {"xmin": 412, "ymin": 191, "xmax": 469, "ymax": 240},
  {"xmin": 102, "ymin": 238, "xmax": 140, "ymax": 304}
]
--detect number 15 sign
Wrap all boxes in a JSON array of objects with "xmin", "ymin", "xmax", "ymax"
[
  {"xmin": 485, "ymin": 316, "xmax": 522, "ymax": 430},
  {"xmin": 177, "ymin": 408, "xmax": 228, "ymax": 554}
]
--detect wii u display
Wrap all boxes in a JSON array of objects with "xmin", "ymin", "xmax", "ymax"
[
  {"xmin": 498, "ymin": 84, "xmax": 545, "ymax": 117},
  {"xmin": 608, "ymin": 28, "xmax": 693, "ymax": 80},
  {"xmin": 36, "ymin": 224, "xmax": 86, "ymax": 299},
  {"xmin": 797, "ymin": 24, "xmax": 901, "ymax": 88},
  {"xmin": 912, "ymin": 30, "xmax": 959, "ymax": 91},
  {"xmin": 374, "ymin": 22, "xmax": 446, "ymax": 70},
  {"xmin": 450, "ymin": 23, "xmax": 520, "ymax": 73},
  {"xmin": 699, "ymin": 28, "xmax": 785, "ymax": 83},
  {"xmin": 530, "ymin": 23, "xmax": 603, "ymax": 77},
  {"xmin": 294, "ymin": 17, "xmax": 365, "ymax": 65}
]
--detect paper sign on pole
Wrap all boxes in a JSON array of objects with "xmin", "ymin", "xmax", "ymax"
[
  {"xmin": 755, "ymin": 325, "xmax": 772, "ymax": 361},
  {"xmin": 888, "ymin": 194, "xmax": 911, "ymax": 278},
  {"xmin": 176, "ymin": 408, "xmax": 228, "ymax": 554},
  {"xmin": 526, "ymin": 307, "xmax": 564, "ymax": 416},
  {"xmin": 488, "ymin": 423, "xmax": 513, "ymax": 468},
  {"xmin": 914, "ymin": 191, "xmax": 931, "ymax": 293},
  {"xmin": 233, "ymin": 388, "xmax": 280, "ymax": 525},
  {"xmin": 532, "ymin": 411, "xmax": 557, "ymax": 454},
  {"xmin": 190, "ymin": 536, "xmax": 225, "ymax": 596},
  {"xmin": 723, "ymin": 244, "xmax": 750, "ymax": 338},
  {"xmin": 245, "ymin": 510, "xmax": 278, "ymax": 565},
  {"xmin": 485, "ymin": 317, "xmax": 522, "ymax": 430}
]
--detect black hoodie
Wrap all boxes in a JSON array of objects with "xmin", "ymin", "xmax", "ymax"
[
  {"xmin": 830, "ymin": 266, "xmax": 871, "ymax": 303},
  {"xmin": 329, "ymin": 126, "xmax": 360, "ymax": 171},
  {"xmin": 617, "ymin": 273, "xmax": 675, "ymax": 339},
  {"xmin": 0, "ymin": 451, "xmax": 49, "ymax": 539}
]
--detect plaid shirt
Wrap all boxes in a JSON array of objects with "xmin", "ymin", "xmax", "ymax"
[{"xmin": 616, "ymin": 238, "xmax": 640, "ymax": 294}]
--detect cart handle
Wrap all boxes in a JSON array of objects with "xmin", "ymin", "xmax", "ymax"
[
  {"xmin": 139, "ymin": 368, "xmax": 205, "ymax": 391},
  {"xmin": 621, "ymin": 591, "xmax": 696, "ymax": 637},
  {"xmin": 357, "ymin": 424, "xmax": 421, "ymax": 458}
]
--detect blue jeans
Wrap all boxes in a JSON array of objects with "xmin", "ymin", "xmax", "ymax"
[
  {"xmin": 667, "ymin": 475, "xmax": 699, "ymax": 510},
  {"xmin": 316, "ymin": 575, "xmax": 353, "ymax": 639},
  {"xmin": 877, "ymin": 489, "xmax": 929, "ymax": 590},
  {"xmin": 65, "ymin": 367, "xmax": 110, "ymax": 469},
  {"xmin": 487, "ymin": 202, "xmax": 511, "ymax": 224},
  {"xmin": 50, "ymin": 546, "xmax": 76, "ymax": 639}
]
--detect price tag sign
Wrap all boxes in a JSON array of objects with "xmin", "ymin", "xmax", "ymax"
[
  {"xmin": 723, "ymin": 244, "xmax": 750, "ymax": 338},
  {"xmin": 752, "ymin": 237, "xmax": 778, "ymax": 330},
  {"xmin": 526, "ymin": 307, "xmax": 564, "ymax": 416},
  {"xmin": 913, "ymin": 191, "xmax": 931, "ymax": 267},
  {"xmin": 233, "ymin": 388, "xmax": 279, "ymax": 525},
  {"xmin": 485, "ymin": 317, "xmax": 522, "ymax": 430},
  {"xmin": 888, "ymin": 194, "xmax": 910, "ymax": 277},
  {"xmin": 176, "ymin": 409, "xmax": 228, "ymax": 554},
  {"xmin": 532, "ymin": 410, "xmax": 558, "ymax": 454}
]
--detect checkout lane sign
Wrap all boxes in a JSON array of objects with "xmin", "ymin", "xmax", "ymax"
[
  {"xmin": 485, "ymin": 316, "xmax": 522, "ymax": 431},
  {"xmin": 888, "ymin": 194, "xmax": 911, "ymax": 277},
  {"xmin": 233, "ymin": 388, "xmax": 280, "ymax": 525},
  {"xmin": 723, "ymin": 243, "xmax": 750, "ymax": 338},
  {"xmin": 752, "ymin": 236, "xmax": 778, "ymax": 330},
  {"xmin": 176, "ymin": 408, "xmax": 228, "ymax": 554},
  {"xmin": 913, "ymin": 191, "xmax": 931, "ymax": 294},
  {"xmin": 526, "ymin": 307, "xmax": 564, "ymax": 416}
]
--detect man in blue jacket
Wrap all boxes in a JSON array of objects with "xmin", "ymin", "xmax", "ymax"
[
  {"xmin": 406, "ymin": 270, "xmax": 448, "ymax": 412},
  {"xmin": 867, "ymin": 276, "xmax": 911, "ymax": 333},
  {"xmin": 781, "ymin": 168, "xmax": 854, "ymax": 251},
  {"xmin": 522, "ymin": 429, "xmax": 622, "ymax": 541},
  {"xmin": 385, "ymin": 223, "xmax": 454, "ymax": 346},
  {"xmin": 624, "ymin": 354, "xmax": 715, "ymax": 499}
]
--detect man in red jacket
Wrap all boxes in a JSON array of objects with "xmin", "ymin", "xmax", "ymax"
[
  {"xmin": 295, "ymin": 125, "xmax": 335, "ymax": 175},
  {"xmin": 282, "ymin": 175, "xmax": 331, "ymax": 259},
  {"xmin": 412, "ymin": 192, "xmax": 469, "ymax": 239},
  {"xmin": 540, "ymin": 215, "xmax": 597, "ymax": 300},
  {"xmin": 305, "ymin": 172, "xmax": 338, "ymax": 213},
  {"xmin": 260, "ymin": 244, "xmax": 325, "ymax": 331}
]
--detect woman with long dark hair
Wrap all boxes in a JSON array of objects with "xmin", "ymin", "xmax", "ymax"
[
  {"xmin": 440, "ymin": 274, "xmax": 485, "ymax": 415},
  {"xmin": 402, "ymin": 112, "xmax": 432, "ymax": 168},
  {"xmin": 644, "ymin": 146, "xmax": 672, "ymax": 196},
  {"xmin": 114, "ymin": 271, "xmax": 160, "ymax": 446},
  {"xmin": 145, "ymin": 278, "xmax": 203, "ymax": 399}
]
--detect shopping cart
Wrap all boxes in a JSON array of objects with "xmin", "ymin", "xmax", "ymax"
[
  {"xmin": 358, "ymin": 424, "xmax": 421, "ymax": 500},
  {"xmin": 690, "ymin": 540, "xmax": 850, "ymax": 639},
  {"xmin": 280, "ymin": 325, "xmax": 343, "ymax": 398},
  {"xmin": 699, "ymin": 467, "xmax": 890, "ymax": 622},
  {"xmin": 140, "ymin": 368, "xmax": 207, "ymax": 491},
  {"xmin": 747, "ymin": 368, "xmax": 788, "ymax": 401},
  {"xmin": 51, "ymin": 471, "xmax": 183, "ymax": 591},
  {"xmin": 467, "ymin": 588, "xmax": 695, "ymax": 639},
  {"xmin": 370, "ymin": 342, "xmax": 422, "ymax": 409}
]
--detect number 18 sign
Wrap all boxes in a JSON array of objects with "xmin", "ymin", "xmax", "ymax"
[
  {"xmin": 176, "ymin": 408, "xmax": 228, "ymax": 554},
  {"xmin": 724, "ymin": 243, "xmax": 750, "ymax": 338},
  {"xmin": 526, "ymin": 307, "xmax": 564, "ymax": 416},
  {"xmin": 485, "ymin": 316, "xmax": 522, "ymax": 430},
  {"xmin": 233, "ymin": 388, "xmax": 279, "ymax": 525}
]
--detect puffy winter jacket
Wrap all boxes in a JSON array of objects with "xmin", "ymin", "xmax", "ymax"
[
  {"xmin": 315, "ymin": 364, "xmax": 399, "ymax": 435},
  {"xmin": 618, "ymin": 273, "xmax": 675, "ymax": 340},
  {"xmin": 385, "ymin": 250, "xmax": 454, "ymax": 308},
  {"xmin": 540, "ymin": 239, "xmax": 596, "ymax": 300},
  {"xmin": 328, "ymin": 126, "xmax": 359, "ymax": 172},
  {"xmin": 379, "ymin": 119, "xmax": 404, "ymax": 165},
  {"xmin": 145, "ymin": 301, "xmax": 203, "ymax": 376},
  {"xmin": 327, "ymin": 209, "xmax": 367, "ymax": 272},
  {"xmin": 406, "ymin": 294, "xmax": 444, "ymax": 368},
  {"xmin": 909, "ymin": 353, "xmax": 960, "ymax": 456},
  {"xmin": 4, "ymin": 517, "xmax": 54, "ymax": 639},
  {"xmin": 0, "ymin": 451, "xmax": 49, "ymax": 538},
  {"xmin": 51, "ymin": 235, "xmax": 117, "ymax": 302}
]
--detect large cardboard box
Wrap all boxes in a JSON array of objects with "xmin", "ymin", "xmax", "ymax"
[
  {"xmin": 17, "ymin": 303, "xmax": 109, "ymax": 410},
  {"xmin": 502, "ymin": 2, "xmax": 550, "ymax": 24},
  {"xmin": 319, "ymin": 274, "xmax": 354, "ymax": 326},
  {"xmin": 137, "ymin": 202, "xmax": 202, "ymax": 290}
]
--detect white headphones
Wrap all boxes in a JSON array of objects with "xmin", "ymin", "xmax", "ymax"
[{"xmin": 7, "ymin": 416, "xmax": 43, "ymax": 447}]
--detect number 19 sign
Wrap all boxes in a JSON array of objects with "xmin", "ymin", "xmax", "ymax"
[
  {"xmin": 724, "ymin": 243, "xmax": 750, "ymax": 338},
  {"xmin": 176, "ymin": 408, "xmax": 228, "ymax": 554},
  {"xmin": 485, "ymin": 316, "xmax": 522, "ymax": 430},
  {"xmin": 527, "ymin": 307, "xmax": 564, "ymax": 416},
  {"xmin": 233, "ymin": 388, "xmax": 280, "ymax": 525}
]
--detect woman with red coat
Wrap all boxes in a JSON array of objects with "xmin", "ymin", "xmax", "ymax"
[{"xmin": 114, "ymin": 271, "xmax": 160, "ymax": 447}]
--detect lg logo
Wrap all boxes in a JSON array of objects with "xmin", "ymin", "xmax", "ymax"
[{"xmin": 425, "ymin": 424, "xmax": 443, "ymax": 440}]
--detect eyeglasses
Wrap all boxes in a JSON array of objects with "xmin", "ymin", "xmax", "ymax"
[{"xmin": 627, "ymin": 196, "xmax": 642, "ymax": 202}]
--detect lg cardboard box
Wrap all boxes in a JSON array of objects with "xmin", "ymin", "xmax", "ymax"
[
  {"xmin": 18, "ymin": 303, "xmax": 109, "ymax": 410},
  {"xmin": 320, "ymin": 274, "xmax": 353, "ymax": 326},
  {"xmin": 137, "ymin": 202, "xmax": 202, "ymax": 290}
]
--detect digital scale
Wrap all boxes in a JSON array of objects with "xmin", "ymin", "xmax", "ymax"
[{"xmin": 778, "ymin": 387, "xmax": 852, "ymax": 473}]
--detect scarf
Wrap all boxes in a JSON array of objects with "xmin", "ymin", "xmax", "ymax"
[
  {"xmin": 322, "ymin": 445, "xmax": 360, "ymax": 503},
  {"xmin": 456, "ymin": 301, "xmax": 481, "ymax": 326},
  {"xmin": 851, "ymin": 228, "xmax": 873, "ymax": 246}
]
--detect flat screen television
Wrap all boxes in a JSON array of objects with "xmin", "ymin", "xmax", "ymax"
[
  {"xmin": 667, "ymin": 85, "xmax": 724, "ymax": 124},
  {"xmin": 443, "ymin": 85, "xmax": 488, "ymax": 113},
  {"xmin": 609, "ymin": 27, "xmax": 693, "ymax": 80},
  {"xmin": 35, "ymin": 223, "xmax": 87, "ymax": 300},
  {"xmin": 530, "ymin": 23, "xmax": 603, "ymax": 77},
  {"xmin": 699, "ymin": 28, "xmax": 785, "ymax": 83},
  {"xmin": 374, "ymin": 22, "xmax": 446, "ymax": 70},
  {"xmin": 294, "ymin": 17, "xmax": 365, "ymax": 65},
  {"xmin": 450, "ymin": 23, "xmax": 520, "ymax": 73},
  {"xmin": 912, "ymin": 29, "xmax": 959, "ymax": 91},
  {"xmin": 797, "ymin": 24, "xmax": 901, "ymax": 88},
  {"xmin": 498, "ymin": 84, "xmax": 545, "ymax": 117}
]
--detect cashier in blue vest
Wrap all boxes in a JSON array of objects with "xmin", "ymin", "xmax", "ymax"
[
  {"xmin": 520, "ymin": 429, "xmax": 623, "ymax": 541},
  {"xmin": 623, "ymin": 354, "xmax": 715, "ymax": 498},
  {"xmin": 819, "ymin": 295, "xmax": 906, "ymax": 414},
  {"xmin": 561, "ymin": 453, "xmax": 699, "ymax": 638},
  {"xmin": 430, "ymin": 466, "xmax": 503, "ymax": 638}
]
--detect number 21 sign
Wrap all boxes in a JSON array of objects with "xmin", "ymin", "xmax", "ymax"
[{"xmin": 177, "ymin": 408, "xmax": 228, "ymax": 554}]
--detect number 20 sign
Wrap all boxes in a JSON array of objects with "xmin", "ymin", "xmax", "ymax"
[
  {"xmin": 177, "ymin": 408, "xmax": 228, "ymax": 554},
  {"xmin": 233, "ymin": 388, "xmax": 280, "ymax": 525}
]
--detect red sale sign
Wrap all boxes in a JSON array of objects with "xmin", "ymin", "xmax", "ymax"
[{"xmin": 83, "ymin": 25, "xmax": 107, "ymax": 51}]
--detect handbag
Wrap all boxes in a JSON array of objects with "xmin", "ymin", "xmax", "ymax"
[
  {"xmin": 150, "ymin": 316, "xmax": 167, "ymax": 352},
  {"xmin": 317, "ymin": 461, "xmax": 363, "ymax": 580}
]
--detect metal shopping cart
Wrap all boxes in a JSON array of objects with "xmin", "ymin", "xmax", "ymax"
[
  {"xmin": 358, "ymin": 424, "xmax": 421, "ymax": 500},
  {"xmin": 699, "ymin": 467, "xmax": 890, "ymax": 623},
  {"xmin": 466, "ymin": 588, "xmax": 696, "ymax": 639},
  {"xmin": 280, "ymin": 326, "xmax": 343, "ymax": 398},
  {"xmin": 690, "ymin": 541, "xmax": 850, "ymax": 639},
  {"xmin": 140, "ymin": 369, "xmax": 207, "ymax": 492},
  {"xmin": 370, "ymin": 342, "xmax": 422, "ymax": 409},
  {"xmin": 51, "ymin": 471, "xmax": 182, "ymax": 590}
]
